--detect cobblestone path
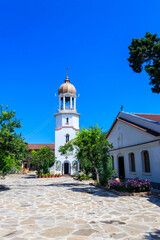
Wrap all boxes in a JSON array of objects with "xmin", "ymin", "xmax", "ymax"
[{"xmin": 0, "ymin": 175, "xmax": 160, "ymax": 240}]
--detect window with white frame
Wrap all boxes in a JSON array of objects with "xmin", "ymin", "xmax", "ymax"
[
  {"xmin": 142, "ymin": 150, "xmax": 150, "ymax": 173},
  {"xmin": 129, "ymin": 152, "xmax": 136, "ymax": 172}
]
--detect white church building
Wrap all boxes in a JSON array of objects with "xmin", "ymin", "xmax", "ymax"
[
  {"xmin": 50, "ymin": 76, "xmax": 80, "ymax": 176},
  {"xmin": 106, "ymin": 111, "xmax": 160, "ymax": 188}
]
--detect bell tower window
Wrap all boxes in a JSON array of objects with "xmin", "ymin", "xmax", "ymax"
[
  {"xmin": 66, "ymin": 117, "xmax": 69, "ymax": 124},
  {"xmin": 65, "ymin": 97, "xmax": 70, "ymax": 110},
  {"xmin": 66, "ymin": 134, "xmax": 69, "ymax": 143}
]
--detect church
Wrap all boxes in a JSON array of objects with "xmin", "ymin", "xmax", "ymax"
[
  {"xmin": 106, "ymin": 111, "xmax": 160, "ymax": 188},
  {"xmin": 25, "ymin": 75, "xmax": 80, "ymax": 175},
  {"xmin": 50, "ymin": 75, "xmax": 80, "ymax": 176},
  {"xmin": 25, "ymin": 75, "xmax": 160, "ymax": 188}
]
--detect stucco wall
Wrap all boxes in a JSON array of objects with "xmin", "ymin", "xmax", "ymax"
[
  {"xmin": 50, "ymin": 112, "xmax": 80, "ymax": 175},
  {"xmin": 55, "ymin": 113, "xmax": 79, "ymax": 129},
  {"xmin": 107, "ymin": 117, "xmax": 160, "ymax": 184},
  {"xmin": 111, "ymin": 141, "xmax": 160, "ymax": 183},
  {"xmin": 108, "ymin": 120, "xmax": 157, "ymax": 149}
]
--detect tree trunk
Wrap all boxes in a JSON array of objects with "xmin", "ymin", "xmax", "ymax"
[{"xmin": 91, "ymin": 160, "xmax": 100, "ymax": 183}]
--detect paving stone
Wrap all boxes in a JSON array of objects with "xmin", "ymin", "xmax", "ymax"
[
  {"xmin": 73, "ymin": 228, "xmax": 97, "ymax": 236},
  {"xmin": 0, "ymin": 174, "xmax": 160, "ymax": 240},
  {"xmin": 21, "ymin": 218, "xmax": 35, "ymax": 225},
  {"xmin": 112, "ymin": 232, "xmax": 128, "ymax": 239},
  {"xmin": 67, "ymin": 237, "xmax": 88, "ymax": 240},
  {"xmin": 0, "ymin": 229, "xmax": 16, "ymax": 238},
  {"xmin": 102, "ymin": 224, "xmax": 121, "ymax": 233},
  {"xmin": 40, "ymin": 227, "xmax": 74, "ymax": 238}
]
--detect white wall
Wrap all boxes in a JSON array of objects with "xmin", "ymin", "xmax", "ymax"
[
  {"xmin": 108, "ymin": 120, "xmax": 157, "ymax": 150},
  {"xmin": 55, "ymin": 113, "xmax": 79, "ymax": 130},
  {"xmin": 107, "ymin": 116, "xmax": 160, "ymax": 184},
  {"xmin": 111, "ymin": 141, "xmax": 160, "ymax": 183},
  {"xmin": 50, "ymin": 112, "xmax": 80, "ymax": 175}
]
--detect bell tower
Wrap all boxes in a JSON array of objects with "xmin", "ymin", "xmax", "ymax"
[{"xmin": 53, "ymin": 75, "xmax": 80, "ymax": 175}]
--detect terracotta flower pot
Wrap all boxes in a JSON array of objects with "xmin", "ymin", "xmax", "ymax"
[
  {"xmin": 45, "ymin": 176, "xmax": 48, "ymax": 178},
  {"xmin": 42, "ymin": 176, "xmax": 44, "ymax": 178},
  {"xmin": 49, "ymin": 175, "xmax": 51, "ymax": 178},
  {"xmin": 51, "ymin": 175, "xmax": 54, "ymax": 178},
  {"xmin": 38, "ymin": 176, "xmax": 41, "ymax": 178}
]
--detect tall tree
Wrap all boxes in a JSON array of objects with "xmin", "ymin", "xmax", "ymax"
[
  {"xmin": 127, "ymin": 32, "xmax": 160, "ymax": 93},
  {"xmin": 0, "ymin": 105, "xmax": 28, "ymax": 176},
  {"xmin": 31, "ymin": 146, "xmax": 55, "ymax": 174},
  {"xmin": 59, "ymin": 126, "xmax": 113, "ymax": 183}
]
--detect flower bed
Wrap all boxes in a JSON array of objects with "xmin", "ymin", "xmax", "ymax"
[
  {"xmin": 74, "ymin": 173, "xmax": 93, "ymax": 181},
  {"xmin": 38, "ymin": 173, "xmax": 60, "ymax": 178},
  {"xmin": 108, "ymin": 179, "xmax": 151, "ymax": 193}
]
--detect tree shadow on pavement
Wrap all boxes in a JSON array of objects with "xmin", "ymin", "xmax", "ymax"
[
  {"xmin": 0, "ymin": 185, "xmax": 10, "ymax": 192},
  {"xmin": 146, "ymin": 195, "xmax": 160, "ymax": 208},
  {"xmin": 145, "ymin": 229, "xmax": 160, "ymax": 239},
  {"xmin": 68, "ymin": 186, "xmax": 118, "ymax": 197},
  {"xmin": 22, "ymin": 174, "xmax": 36, "ymax": 179},
  {"xmin": 44, "ymin": 182, "xmax": 118, "ymax": 197}
]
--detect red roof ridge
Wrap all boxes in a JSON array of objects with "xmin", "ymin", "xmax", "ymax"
[
  {"xmin": 132, "ymin": 113, "xmax": 160, "ymax": 123},
  {"xmin": 132, "ymin": 113, "xmax": 160, "ymax": 115}
]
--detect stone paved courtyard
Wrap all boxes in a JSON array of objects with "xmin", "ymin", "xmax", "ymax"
[{"xmin": 0, "ymin": 175, "xmax": 160, "ymax": 240}]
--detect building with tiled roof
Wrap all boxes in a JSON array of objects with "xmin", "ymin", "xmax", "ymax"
[
  {"xmin": 28, "ymin": 143, "xmax": 55, "ymax": 150},
  {"xmin": 132, "ymin": 113, "xmax": 160, "ymax": 123},
  {"xmin": 22, "ymin": 143, "xmax": 55, "ymax": 170},
  {"xmin": 106, "ymin": 111, "xmax": 160, "ymax": 189}
]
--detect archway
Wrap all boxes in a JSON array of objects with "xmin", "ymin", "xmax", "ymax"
[
  {"xmin": 64, "ymin": 161, "xmax": 70, "ymax": 175},
  {"xmin": 118, "ymin": 156, "xmax": 125, "ymax": 180}
]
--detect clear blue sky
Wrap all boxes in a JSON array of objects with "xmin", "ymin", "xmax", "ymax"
[{"xmin": 1, "ymin": 0, "xmax": 160, "ymax": 143}]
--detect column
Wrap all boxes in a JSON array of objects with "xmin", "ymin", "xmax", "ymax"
[
  {"xmin": 70, "ymin": 96, "xmax": 72, "ymax": 109},
  {"xmin": 59, "ymin": 97, "xmax": 61, "ymax": 110},
  {"xmin": 63, "ymin": 96, "xmax": 65, "ymax": 110},
  {"xmin": 74, "ymin": 97, "xmax": 76, "ymax": 110}
]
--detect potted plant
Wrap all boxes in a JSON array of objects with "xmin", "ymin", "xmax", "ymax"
[
  {"xmin": 51, "ymin": 174, "xmax": 54, "ymax": 178},
  {"xmin": 58, "ymin": 173, "xmax": 61, "ymax": 178},
  {"xmin": 45, "ymin": 174, "xmax": 48, "ymax": 178},
  {"xmin": 38, "ymin": 173, "xmax": 42, "ymax": 178},
  {"xmin": 42, "ymin": 174, "xmax": 45, "ymax": 178}
]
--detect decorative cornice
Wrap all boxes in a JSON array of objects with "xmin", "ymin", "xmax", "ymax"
[
  {"xmin": 109, "ymin": 139, "xmax": 160, "ymax": 152},
  {"xmin": 54, "ymin": 111, "xmax": 80, "ymax": 117},
  {"xmin": 55, "ymin": 126, "xmax": 80, "ymax": 131}
]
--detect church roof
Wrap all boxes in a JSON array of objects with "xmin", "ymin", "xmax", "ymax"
[
  {"xmin": 106, "ymin": 112, "xmax": 160, "ymax": 138},
  {"xmin": 58, "ymin": 76, "xmax": 76, "ymax": 95},
  {"xmin": 28, "ymin": 143, "xmax": 55, "ymax": 150},
  {"xmin": 132, "ymin": 114, "xmax": 160, "ymax": 123}
]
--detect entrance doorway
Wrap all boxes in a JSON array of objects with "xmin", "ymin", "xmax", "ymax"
[
  {"xmin": 118, "ymin": 156, "xmax": 125, "ymax": 180},
  {"xmin": 64, "ymin": 162, "xmax": 69, "ymax": 174}
]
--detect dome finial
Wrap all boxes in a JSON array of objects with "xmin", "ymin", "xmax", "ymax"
[{"xmin": 65, "ymin": 66, "xmax": 70, "ymax": 83}]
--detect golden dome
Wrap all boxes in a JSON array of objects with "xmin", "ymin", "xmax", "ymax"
[{"xmin": 58, "ymin": 77, "xmax": 76, "ymax": 95}]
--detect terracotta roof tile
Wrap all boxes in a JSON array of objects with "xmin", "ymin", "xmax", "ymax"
[
  {"xmin": 28, "ymin": 143, "xmax": 55, "ymax": 150},
  {"xmin": 133, "ymin": 114, "xmax": 160, "ymax": 123}
]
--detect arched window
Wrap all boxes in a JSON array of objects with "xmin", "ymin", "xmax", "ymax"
[
  {"xmin": 111, "ymin": 156, "xmax": 114, "ymax": 170},
  {"xmin": 66, "ymin": 117, "xmax": 69, "ymax": 124},
  {"xmin": 129, "ymin": 153, "xmax": 136, "ymax": 172},
  {"xmin": 65, "ymin": 97, "xmax": 70, "ymax": 110},
  {"xmin": 66, "ymin": 134, "xmax": 69, "ymax": 143},
  {"xmin": 142, "ymin": 151, "xmax": 150, "ymax": 173}
]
